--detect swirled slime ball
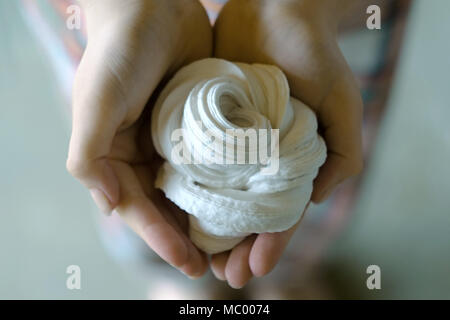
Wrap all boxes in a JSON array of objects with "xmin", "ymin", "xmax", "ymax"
[{"xmin": 152, "ymin": 58, "xmax": 326, "ymax": 254}]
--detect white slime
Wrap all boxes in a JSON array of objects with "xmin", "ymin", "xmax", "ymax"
[{"xmin": 152, "ymin": 58, "xmax": 326, "ymax": 254}]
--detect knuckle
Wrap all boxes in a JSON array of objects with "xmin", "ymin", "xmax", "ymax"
[{"xmin": 66, "ymin": 157, "xmax": 88, "ymax": 179}]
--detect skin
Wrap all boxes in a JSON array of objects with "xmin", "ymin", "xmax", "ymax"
[
  {"xmin": 67, "ymin": 0, "xmax": 213, "ymax": 277},
  {"xmin": 67, "ymin": 0, "xmax": 362, "ymax": 287},
  {"xmin": 212, "ymin": 0, "xmax": 363, "ymax": 288}
]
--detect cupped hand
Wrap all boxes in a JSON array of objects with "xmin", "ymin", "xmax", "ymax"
[
  {"xmin": 212, "ymin": 0, "xmax": 363, "ymax": 287},
  {"xmin": 66, "ymin": 0, "xmax": 213, "ymax": 277}
]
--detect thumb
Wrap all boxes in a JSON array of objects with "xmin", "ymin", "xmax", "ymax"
[
  {"xmin": 311, "ymin": 73, "xmax": 364, "ymax": 203},
  {"xmin": 67, "ymin": 43, "xmax": 129, "ymax": 214}
]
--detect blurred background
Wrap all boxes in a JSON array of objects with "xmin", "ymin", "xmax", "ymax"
[{"xmin": 0, "ymin": 0, "xmax": 449, "ymax": 299}]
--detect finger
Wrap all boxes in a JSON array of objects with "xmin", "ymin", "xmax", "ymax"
[
  {"xmin": 312, "ymin": 74, "xmax": 363, "ymax": 203},
  {"xmin": 311, "ymin": 152, "xmax": 358, "ymax": 202},
  {"xmin": 132, "ymin": 164, "xmax": 209, "ymax": 278},
  {"xmin": 249, "ymin": 203, "xmax": 308, "ymax": 277},
  {"xmin": 211, "ymin": 251, "xmax": 229, "ymax": 281},
  {"xmin": 178, "ymin": 233, "xmax": 209, "ymax": 278},
  {"xmin": 110, "ymin": 161, "xmax": 207, "ymax": 277},
  {"xmin": 225, "ymin": 235, "xmax": 257, "ymax": 289}
]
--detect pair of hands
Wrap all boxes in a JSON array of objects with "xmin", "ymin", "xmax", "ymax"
[{"xmin": 67, "ymin": 0, "xmax": 362, "ymax": 288}]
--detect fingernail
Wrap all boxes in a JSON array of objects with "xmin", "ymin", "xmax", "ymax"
[
  {"xmin": 228, "ymin": 282, "xmax": 244, "ymax": 290},
  {"xmin": 180, "ymin": 269, "xmax": 201, "ymax": 280},
  {"xmin": 90, "ymin": 188, "xmax": 113, "ymax": 215},
  {"xmin": 212, "ymin": 271, "xmax": 226, "ymax": 281},
  {"xmin": 312, "ymin": 184, "xmax": 331, "ymax": 203},
  {"xmin": 317, "ymin": 188, "xmax": 333, "ymax": 203}
]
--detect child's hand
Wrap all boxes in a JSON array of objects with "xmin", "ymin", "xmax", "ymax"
[
  {"xmin": 212, "ymin": 0, "xmax": 363, "ymax": 288},
  {"xmin": 66, "ymin": 0, "xmax": 212, "ymax": 278}
]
